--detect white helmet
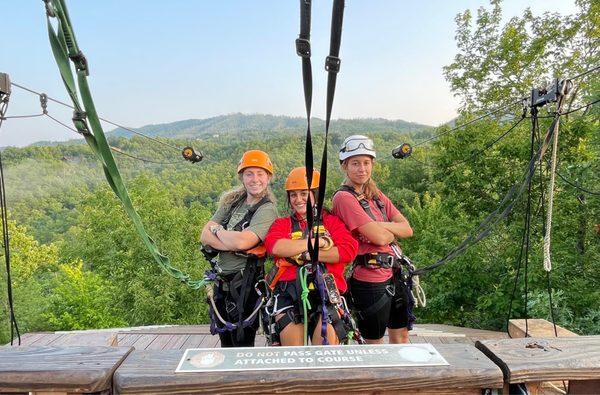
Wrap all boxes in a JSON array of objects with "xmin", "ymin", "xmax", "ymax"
[{"xmin": 339, "ymin": 135, "xmax": 376, "ymax": 162}]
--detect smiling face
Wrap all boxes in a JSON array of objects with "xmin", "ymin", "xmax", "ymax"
[
  {"xmin": 343, "ymin": 155, "xmax": 374, "ymax": 188},
  {"xmin": 288, "ymin": 189, "xmax": 314, "ymax": 218},
  {"xmin": 241, "ymin": 167, "xmax": 271, "ymax": 198}
]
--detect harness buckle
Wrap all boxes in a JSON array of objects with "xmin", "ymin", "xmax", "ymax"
[
  {"xmin": 43, "ymin": 0, "xmax": 56, "ymax": 18},
  {"xmin": 385, "ymin": 283, "xmax": 396, "ymax": 297},
  {"xmin": 295, "ymin": 38, "xmax": 311, "ymax": 58},
  {"xmin": 72, "ymin": 110, "xmax": 91, "ymax": 136},
  {"xmin": 69, "ymin": 50, "xmax": 90, "ymax": 76},
  {"xmin": 325, "ymin": 56, "xmax": 341, "ymax": 73}
]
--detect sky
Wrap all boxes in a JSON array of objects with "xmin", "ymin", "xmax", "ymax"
[{"xmin": 0, "ymin": 1, "xmax": 578, "ymax": 147}]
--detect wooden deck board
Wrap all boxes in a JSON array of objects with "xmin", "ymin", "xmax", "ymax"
[
  {"xmin": 131, "ymin": 334, "xmax": 159, "ymax": 350},
  {"xmin": 163, "ymin": 334, "xmax": 190, "ymax": 350},
  {"xmin": 117, "ymin": 334, "xmax": 143, "ymax": 347},
  {"xmin": 180, "ymin": 334, "xmax": 206, "ymax": 349},
  {"xmin": 146, "ymin": 335, "xmax": 176, "ymax": 350},
  {"xmin": 0, "ymin": 346, "xmax": 132, "ymax": 393},
  {"xmin": 113, "ymin": 344, "xmax": 503, "ymax": 394},
  {"xmin": 476, "ymin": 336, "xmax": 600, "ymax": 383}
]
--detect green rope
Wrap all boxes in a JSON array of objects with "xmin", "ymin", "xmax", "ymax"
[
  {"xmin": 298, "ymin": 265, "xmax": 312, "ymax": 345},
  {"xmin": 44, "ymin": 0, "xmax": 206, "ymax": 289}
]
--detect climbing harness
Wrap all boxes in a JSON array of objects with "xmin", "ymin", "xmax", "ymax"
[
  {"xmin": 201, "ymin": 194, "xmax": 272, "ymax": 341},
  {"xmin": 263, "ymin": 214, "xmax": 364, "ymax": 345},
  {"xmin": 335, "ymin": 184, "xmax": 421, "ymax": 328}
]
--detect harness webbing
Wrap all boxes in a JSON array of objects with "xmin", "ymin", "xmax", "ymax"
[
  {"xmin": 43, "ymin": 0, "xmax": 206, "ymax": 289},
  {"xmin": 220, "ymin": 195, "xmax": 271, "ymax": 232},
  {"xmin": 297, "ymin": 0, "xmax": 345, "ymax": 266},
  {"xmin": 335, "ymin": 185, "xmax": 388, "ymax": 222}
]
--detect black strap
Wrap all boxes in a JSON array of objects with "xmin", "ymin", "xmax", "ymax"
[
  {"xmin": 228, "ymin": 256, "xmax": 260, "ymax": 342},
  {"xmin": 220, "ymin": 195, "xmax": 271, "ymax": 231},
  {"xmin": 334, "ymin": 185, "xmax": 388, "ymax": 221},
  {"xmin": 297, "ymin": 0, "xmax": 345, "ymax": 266}
]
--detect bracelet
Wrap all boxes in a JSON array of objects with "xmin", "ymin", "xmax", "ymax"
[{"xmin": 320, "ymin": 236, "xmax": 333, "ymax": 251}]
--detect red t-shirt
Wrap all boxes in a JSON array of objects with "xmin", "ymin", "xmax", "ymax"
[
  {"xmin": 332, "ymin": 189, "xmax": 401, "ymax": 283},
  {"xmin": 264, "ymin": 211, "xmax": 358, "ymax": 293}
]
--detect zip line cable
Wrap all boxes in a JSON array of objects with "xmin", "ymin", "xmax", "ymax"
[
  {"xmin": 560, "ymin": 98, "xmax": 600, "ymax": 116},
  {"xmin": 398, "ymin": 65, "xmax": 599, "ymax": 153},
  {"xmin": 413, "ymin": 106, "xmax": 563, "ymax": 276},
  {"xmin": 570, "ymin": 64, "xmax": 600, "ymax": 80},
  {"xmin": 10, "ymin": 82, "xmax": 183, "ymax": 153},
  {"xmin": 556, "ymin": 170, "xmax": 600, "ymax": 196},
  {"xmin": 0, "ymin": 151, "xmax": 20, "ymax": 346},
  {"xmin": 0, "ymin": 86, "xmax": 21, "ymax": 346},
  {"xmin": 412, "ymin": 99, "xmax": 526, "ymax": 148},
  {"xmin": 44, "ymin": 112, "xmax": 182, "ymax": 165},
  {"xmin": 3, "ymin": 87, "xmax": 183, "ymax": 165},
  {"xmin": 428, "ymin": 114, "xmax": 527, "ymax": 180}
]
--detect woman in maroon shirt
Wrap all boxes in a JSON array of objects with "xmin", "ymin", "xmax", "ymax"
[
  {"xmin": 264, "ymin": 167, "xmax": 358, "ymax": 346},
  {"xmin": 332, "ymin": 135, "xmax": 414, "ymax": 344}
]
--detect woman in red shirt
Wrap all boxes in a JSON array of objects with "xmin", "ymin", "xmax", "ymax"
[
  {"xmin": 264, "ymin": 167, "xmax": 358, "ymax": 346},
  {"xmin": 332, "ymin": 135, "xmax": 414, "ymax": 344}
]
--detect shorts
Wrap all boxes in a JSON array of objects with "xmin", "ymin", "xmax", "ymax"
[
  {"xmin": 270, "ymin": 280, "xmax": 323, "ymax": 333},
  {"xmin": 348, "ymin": 276, "xmax": 412, "ymax": 340}
]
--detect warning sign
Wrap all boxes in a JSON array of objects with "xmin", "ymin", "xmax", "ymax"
[{"xmin": 176, "ymin": 343, "xmax": 448, "ymax": 373}]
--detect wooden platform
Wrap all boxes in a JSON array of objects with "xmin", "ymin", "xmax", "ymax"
[
  {"xmin": 4, "ymin": 324, "xmax": 598, "ymax": 394},
  {"xmin": 9, "ymin": 324, "xmax": 508, "ymax": 351},
  {"xmin": 113, "ymin": 344, "xmax": 503, "ymax": 394},
  {"xmin": 0, "ymin": 345, "xmax": 132, "ymax": 394}
]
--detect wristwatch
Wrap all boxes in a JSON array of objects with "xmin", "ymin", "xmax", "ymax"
[{"xmin": 210, "ymin": 224, "xmax": 224, "ymax": 236}]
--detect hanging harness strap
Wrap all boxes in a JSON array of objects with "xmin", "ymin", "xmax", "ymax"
[
  {"xmin": 296, "ymin": 0, "xmax": 345, "ymax": 267},
  {"xmin": 42, "ymin": 0, "xmax": 206, "ymax": 289}
]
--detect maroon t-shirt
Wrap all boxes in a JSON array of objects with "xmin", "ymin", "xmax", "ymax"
[{"xmin": 332, "ymin": 190, "xmax": 401, "ymax": 283}]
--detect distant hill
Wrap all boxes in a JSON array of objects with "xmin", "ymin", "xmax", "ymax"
[{"xmin": 108, "ymin": 113, "xmax": 432, "ymax": 139}]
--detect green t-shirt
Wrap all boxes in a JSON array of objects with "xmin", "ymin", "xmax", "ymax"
[{"xmin": 210, "ymin": 199, "xmax": 278, "ymax": 274}]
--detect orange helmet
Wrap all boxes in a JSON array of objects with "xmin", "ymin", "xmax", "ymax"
[
  {"xmin": 285, "ymin": 167, "xmax": 320, "ymax": 191},
  {"xmin": 237, "ymin": 150, "xmax": 274, "ymax": 174}
]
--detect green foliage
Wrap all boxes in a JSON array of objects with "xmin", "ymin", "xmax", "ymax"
[
  {"xmin": 1, "ymin": 3, "xmax": 598, "ymax": 340},
  {"xmin": 44, "ymin": 261, "xmax": 127, "ymax": 330}
]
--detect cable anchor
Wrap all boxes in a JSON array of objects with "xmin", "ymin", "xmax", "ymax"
[
  {"xmin": 39, "ymin": 94, "xmax": 48, "ymax": 114},
  {"xmin": 182, "ymin": 146, "xmax": 203, "ymax": 163}
]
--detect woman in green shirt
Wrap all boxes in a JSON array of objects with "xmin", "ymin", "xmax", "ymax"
[{"xmin": 200, "ymin": 150, "xmax": 278, "ymax": 347}]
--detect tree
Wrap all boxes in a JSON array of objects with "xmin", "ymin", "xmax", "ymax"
[{"xmin": 444, "ymin": 0, "xmax": 598, "ymax": 113}]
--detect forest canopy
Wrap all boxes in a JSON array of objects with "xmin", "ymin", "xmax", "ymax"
[{"xmin": 1, "ymin": 0, "xmax": 598, "ymax": 344}]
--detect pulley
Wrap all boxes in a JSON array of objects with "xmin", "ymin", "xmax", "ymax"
[
  {"xmin": 392, "ymin": 143, "xmax": 413, "ymax": 159},
  {"xmin": 182, "ymin": 146, "xmax": 203, "ymax": 163}
]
